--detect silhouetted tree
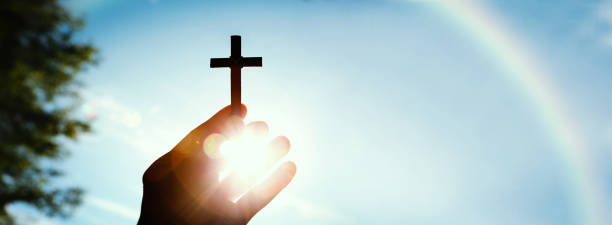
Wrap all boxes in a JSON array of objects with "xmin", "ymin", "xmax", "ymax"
[{"xmin": 0, "ymin": 0, "xmax": 97, "ymax": 224}]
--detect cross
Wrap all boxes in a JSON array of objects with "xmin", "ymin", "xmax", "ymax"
[{"xmin": 210, "ymin": 35, "xmax": 262, "ymax": 116}]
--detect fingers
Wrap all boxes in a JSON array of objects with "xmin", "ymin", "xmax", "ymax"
[
  {"xmin": 166, "ymin": 105, "xmax": 246, "ymax": 186},
  {"xmin": 208, "ymin": 104, "xmax": 247, "ymax": 129},
  {"xmin": 191, "ymin": 104, "xmax": 247, "ymax": 141},
  {"xmin": 202, "ymin": 121, "xmax": 268, "ymax": 167},
  {"xmin": 175, "ymin": 104, "xmax": 246, "ymax": 156},
  {"xmin": 256, "ymin": 136, "xmax": 290, "ymax": 173},
  {"xmin": 216, "ymin": 136, "xmax": 291, "ymax": 201},
  {"xmin": 204, "ymin": 121, "xmax": 267, "ymax": 159},
  {"xmin": 208, "ymin": 104, "xmax": 247, "ymax": 125},
  {"xmin": 222, "ymin": 116, "xmax": 245, "ymax": 138},
  {"xmin": 214, "ymin": 170, "xmax": 243, "ymax": 202},
  {"xmin": 244, "ymin": 121, "xmax": 269, "ymax": 138},
  {"xmin": 236, "ymin": 161, "xmax": 296, "ymax": 221}
]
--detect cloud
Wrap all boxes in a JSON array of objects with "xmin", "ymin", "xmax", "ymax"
[
  {"xmin": 599, "ymin": 1, "xmax": 612, "ymax": 22},
  {"xmin": 14, "ymin": 216, "xmax": 58, "ymax": 225},
  {"xmin": 597, "ymin": 1, "xmax": 612, "ymax": 47},
  {"xmin": 86, "ymin": 195, "xmax": 140, "ymax": 221},
  {"xmin": 96, "ymin": 96, "xmax": 142, "ymax": 128},
  {"xmin": 607, "ymin": 122, "xmax": 612, "ymax": 144},
  {"xmin": 77, "ymin": 91, "xmax": 183, "ymax": 159},
  {"xmin": 603, "ymin": 34, "xmax": 612, "ymax": 47},
  {"xmin": 79, "ymin": 92, "xmax": 143, "ymax": 128}
]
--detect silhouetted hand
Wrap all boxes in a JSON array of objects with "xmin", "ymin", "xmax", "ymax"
[{"xmin": 138, "ymin": 105, "xmax": 296, "ymax": 225}]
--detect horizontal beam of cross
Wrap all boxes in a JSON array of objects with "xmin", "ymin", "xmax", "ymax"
[{"xmin": 210, "ymin": 57, "xmax": 262, "ymax": 68}]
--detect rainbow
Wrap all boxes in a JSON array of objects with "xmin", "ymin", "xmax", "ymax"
[{"xmin": 428, "ymin": 1, "xmax": 607, "ymax": 224}]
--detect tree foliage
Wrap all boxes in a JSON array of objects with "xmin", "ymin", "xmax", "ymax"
[{"xmin": 0, "ymin": 0, "xmax": 97, "ymax": 223}]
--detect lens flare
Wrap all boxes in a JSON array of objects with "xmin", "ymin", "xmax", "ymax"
[{"xmin": 80, "ymin": 101, "xmax": 98, "ymax": 121}]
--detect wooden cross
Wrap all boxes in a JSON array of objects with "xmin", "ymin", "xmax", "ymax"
[{"xmin": 210, "ymin": 35, "xmax": 262, "ymax": 116}]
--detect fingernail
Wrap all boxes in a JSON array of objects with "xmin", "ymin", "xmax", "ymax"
[
  {"xmin": 270, "ymin": 136, "xmax": 290, "ymax": 152},
  {"xmin": 283, "ymin": 162, "xmax": 297, "ymax": 176}
]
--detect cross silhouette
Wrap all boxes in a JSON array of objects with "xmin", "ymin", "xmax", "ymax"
[{"xmin": 210, "ymin": 35, "xmax": 262, "ymax": 116}]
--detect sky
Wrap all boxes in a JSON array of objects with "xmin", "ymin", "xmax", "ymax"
[{"xmin": 8, "ymin": 0, "xmax": 612, "ymax": 224}]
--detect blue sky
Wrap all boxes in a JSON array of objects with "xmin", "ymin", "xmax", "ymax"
[{"xmin": 8, "ymin": 0, "xmax": 612, "ymax": 224}]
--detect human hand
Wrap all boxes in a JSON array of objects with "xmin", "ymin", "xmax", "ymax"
[{"xmin": 137, "ymin": 105, "xmax": 296, "ymax": 225}]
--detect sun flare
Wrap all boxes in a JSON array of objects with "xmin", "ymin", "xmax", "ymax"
[
  {"xmin": 203, "ymin": 124, "xmax": 289, "ymax": 200},
  {"xmin": 218, "ymin": 135, "xmax": 271, "ymax": 179}
]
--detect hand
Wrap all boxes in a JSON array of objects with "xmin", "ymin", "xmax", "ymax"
[{"xmin": 138, "ymin": 105, "xmax": 296, "ymax": 225}]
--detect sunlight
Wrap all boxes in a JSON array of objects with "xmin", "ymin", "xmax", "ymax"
[
  {"xmin": 205, "ymin": 126, "xmax": 286, "ymax": 200},
  {"xmin": 218, "ymin": 134, "xmax": 270, "ymax": 179}
]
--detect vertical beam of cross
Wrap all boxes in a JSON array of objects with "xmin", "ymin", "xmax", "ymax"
[
  {"xmin": 210, "ymin": 35, "xmax": 262, "ymax": 116},
  {"xmin": 230, "ymin": 36, "xmax": 241, "ymax": 116}
]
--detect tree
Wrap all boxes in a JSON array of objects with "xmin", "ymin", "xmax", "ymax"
[{"xmin": 0, "ymin": 0, "xmax": 97, "ymax": 224}]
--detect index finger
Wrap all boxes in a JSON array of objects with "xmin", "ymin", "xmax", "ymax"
[
  {"xmin": 171, "ymin": 104, "xmax": 246, "ymax": 161},
  {"xmin": 190, "ymin": 104, "xmax": 247, "ymax": 139},
  {"xmin": 236, "ymin": 161, "xmax": 297, "ymax": 221}
]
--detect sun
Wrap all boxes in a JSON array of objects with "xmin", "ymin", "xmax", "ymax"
[
  {"xmin": 203, "ymin": 121, "xmax": 290, "ymax": 200},
  {"xmin": 218, "ymin": 134, "xmax": 271, "ymax": 179}
]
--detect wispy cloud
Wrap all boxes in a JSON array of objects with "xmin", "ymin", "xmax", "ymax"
[
  {"xmin": 597, "ymin": 1, "xmax": 612, "ymax": 47},
  {"xmin": 15, "ymin": 216, "xmax": 58, "ymax": 225},
  {"xmin": 86, "ymin": 195, "xmax": 140, "ymax": 221},
  {"xmin": 79, "ymin": 91, "xmax": 143, "ymax": 129},
  {"xmin": 95, "ymin": 96, "xmax": 143, "ymax": 128},
  {"xmin": 607, "ymin": 122, "xmax": 612, "ymax": 145},
  {"xmin": 78, "ymin": 91, "xmax": 175, "ymax": 156}
]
